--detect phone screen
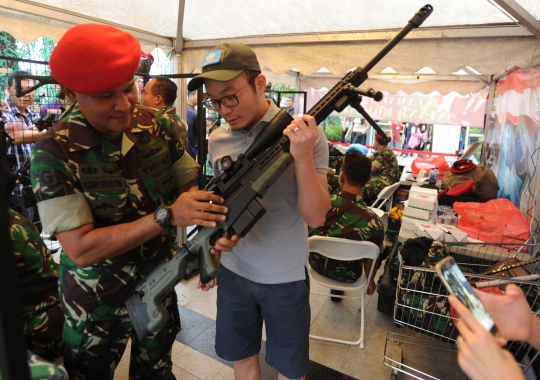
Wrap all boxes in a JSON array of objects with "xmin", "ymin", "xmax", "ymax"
[{"xmin": 437, "ymin": 258, "xmax": 496, "ymax": 333}]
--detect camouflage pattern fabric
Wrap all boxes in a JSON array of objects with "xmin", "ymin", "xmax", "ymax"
[
  {"xmin": 363, "ymin": 146, "xmax": 399, "ymax": 199},
  {"xmin": 9, "ymin": 208, "xmax": 63, "ymax": 361},
  {"xmin": 309, "ymin": 190, "xmax": 384, "ymax": 283},
  {"xmin": 30, "ymin": 104, "xmax": 195, "ymax": 379},
  {"xmin": 0, "ymin": 351, "xmax": 68, "ymax": 380},
  {"xmin": 398, "ymin": 241, "xmax": 472, "ymax": 338},
  {"xmin": 327, "ymin": 174, "xmax": 340, "ymax": 195}
]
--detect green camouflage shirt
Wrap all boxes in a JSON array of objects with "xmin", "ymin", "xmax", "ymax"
[
  {"xmin": 372, "ymin": 146, "xmax": 399, "ymax": 185},
  {"xmin": 309, "ymin": 190, "xmax": 384, "ymax": 282},
  {"xmin": 9, "ymin": 209, "xmax": 62, "ymax": 359},
  {"xmin": 30, "ymin": 104, "xmax": 199, "ymax": 303}
]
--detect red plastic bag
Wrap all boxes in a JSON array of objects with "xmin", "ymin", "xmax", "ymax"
[
  {"xmin": 454, "ymin": 198, "xmax": 530, "ymax": 244},
  {"xmin": 411, "ymin": 155, "xmax": 450, "ymax": 178}
]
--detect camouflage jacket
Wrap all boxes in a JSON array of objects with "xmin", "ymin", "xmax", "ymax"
[
  {"xmin": 372, "ymin": 146, "xmax": 399, "ymax": 185},
  {"xmin": 9, "ymin": 209, "xmax": 62, "ymax": 359},
  {"xmin": 309, "ymin": 190, "xmax": 384, "ymax": 282}
]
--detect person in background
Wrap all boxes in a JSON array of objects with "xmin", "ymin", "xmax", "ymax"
[
  {"xmin": 284, "ymin": 95, "xmax": 295, "ymax": 115},
  {"xmin": 449, "ymin": 284, "xmax": 540, "ymax": 380},
  {"xmin": 188, "ymin": 42, "xmax": 329, "ymax": 380},
  {"xmin": 141, "ymin": 76, "xmax": 189, "ymax": 149},
  {"xmin": 31, "ymin": 24, "xmax": 235, "ymax": 379},
  {"xmin": 345, "ymin": 117, "xmax": 370, "ymax": 145},
  {"xmin": 3, "ymin": 163, "xmax": 63, "ymax": 362},
  {"xmin": 2, "ymin": 70, "xmax": 43, "ymax": 221},
  {"xmin": 39, "ymin": 84, "xmax": 69, "ymax": 121},
  {"xmin": 341, "ymin": 117, "xmax": 350, "ymax": 143},
  {"xmin": 186, "ymin": 89, "xmax": 198, "ymax": 159},
  {"xmin": 310, "ymin": 152, "xmax": 384, "ymax": 300},
  {"xmin": 363, "ymin": 134, "xmax": 399, "ymax": 200},
  {"xmin": 388, "ymin": 120, "xmax": 403, "ymax": 149}
]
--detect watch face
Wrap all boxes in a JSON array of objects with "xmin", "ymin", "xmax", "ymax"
[
  {"xmin": 155, "ymin": 206, "xmax": 171, "ymax": 225},
  {"xmin": 156, "ymin": 208, "xmax": 168, "ymax": 220}
]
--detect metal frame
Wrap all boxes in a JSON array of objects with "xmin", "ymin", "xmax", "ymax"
[{"xmin": 383, "ymin": 242, "xmax": 540, "ymax": 379}]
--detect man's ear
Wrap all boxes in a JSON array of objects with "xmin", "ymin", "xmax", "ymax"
[
  {"xmin": 253, "ymin": 74, "xmax": 266, "ymax": 94},
  {"xmin": 61, "ymin": 86, "xmax": 77, "ymax": 103},
  {"xmin": 155, "ymin": 94, "xmax": 164, "ymax": 107}
]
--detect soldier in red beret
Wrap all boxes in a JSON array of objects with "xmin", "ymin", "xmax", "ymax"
[{"xmin": 30, "ymin": 24, "xmax": 237, "ymax": 379}]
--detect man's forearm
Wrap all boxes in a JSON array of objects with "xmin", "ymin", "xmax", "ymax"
[
  {"xmin": 13, "ymin": 129, "xmax": 43, "ymax": 144},
  {"xmin": 56, "ymin": 214, "xmax": 163, "ymax": 267},
  {"xmin": 295, "ymin": 161, "xmax": 330, "ymax": 228}
]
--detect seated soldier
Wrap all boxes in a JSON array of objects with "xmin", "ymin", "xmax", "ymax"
[
  {"xmin": 3, "ymin": 164, "xmax": 63, "ymax": 361},
  {"xmin": 309, "ymin": 152, "xmax": 385, "ymax": 300},
  {"xmin": 363, "ymin": 133, "xmax": 399, "ymax": 201}
]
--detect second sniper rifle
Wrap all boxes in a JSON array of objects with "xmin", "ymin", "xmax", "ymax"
[{"xmin": 126, "ymin": 4, "xmax": 434, "ymax": 341}]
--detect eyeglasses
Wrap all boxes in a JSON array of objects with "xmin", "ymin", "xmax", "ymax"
[{"xmin": 203, "ymin": 76, "xmax": 256, "ymax": 111}]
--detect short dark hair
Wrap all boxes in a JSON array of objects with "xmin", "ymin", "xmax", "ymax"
[
  {"xmin": 342, "ymin": 152, "xmax": 371, "ymax": 187},
  {"xmin": 151, "ymin": 76, "xmax": 177, "ymax": 106},
  {"xmin": 7, "ymin": 70, "xmax": 33, "ymax": 87},
  {"xmin": 286, "ymin": 96, "xmax": 294, "ymax": 101}
]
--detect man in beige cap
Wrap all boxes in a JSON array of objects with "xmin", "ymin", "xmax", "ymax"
[{"xmin": 189, "ymin": 43, "xmax": 330, "ymax": 380}]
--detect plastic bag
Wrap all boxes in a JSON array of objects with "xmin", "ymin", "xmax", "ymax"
[
  {"xmin": 411, "ymin": 155, "xmax": 450, "ymax": 178},
  {"xmin": 454, "ymin": 198, "xmax": 530, "ymax": 244}
]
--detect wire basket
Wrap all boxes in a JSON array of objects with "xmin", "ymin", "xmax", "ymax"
[{"xmin": 383, "ymin": 242, "xmax": 540, "ymax": 379}]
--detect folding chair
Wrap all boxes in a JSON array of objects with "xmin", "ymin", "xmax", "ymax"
[
  {"xmin": 308, "ymin": 236, "xmax": 380, "ymax": 349},
  {"xmin": 370, "ymin": 182, "xmax": 401, "ymax": 213}
]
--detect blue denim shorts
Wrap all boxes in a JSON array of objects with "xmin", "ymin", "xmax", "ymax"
[{"xmin": 215, "ymin": 265, "xmax": 310, "ymax": 378}]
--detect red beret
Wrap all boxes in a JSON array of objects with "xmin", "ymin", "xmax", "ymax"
[
  {"xmin": 50, "ymin": 24, "xmax": 140, "ymax": 94},
  {"xmin": 450, "ymin": 159, "xmax": 477, "ymax": 174}
]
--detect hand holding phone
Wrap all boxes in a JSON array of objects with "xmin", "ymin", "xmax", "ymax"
[{"xmin": 435, "ymin": 256, "xmax": 497, "ymax": 334}]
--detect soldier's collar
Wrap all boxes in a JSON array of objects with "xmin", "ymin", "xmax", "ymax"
[{"xmin": 337, "ymin": 190, "xmax": 366, "ymax": 205}]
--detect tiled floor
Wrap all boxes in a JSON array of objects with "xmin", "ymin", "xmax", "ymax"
[{"xmin": 113, "ymin": 265, "xmax": 467, "ymax": 380}]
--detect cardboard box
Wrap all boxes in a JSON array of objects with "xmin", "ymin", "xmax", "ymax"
[
  {"xmin": 436, "ymin": 224, "xmax": 468, "ymax": 242},
  {"xmin": 415, "ymin": 222, "xmax": 445, "ymax": 240},
  {"xmin": 401, "ymin": 215, "xmax": 418, "ymax": 231},
  {"xmin": 408, "ymin": 192, "xmax": 437, "ymax": 211},
  {"xmin": 404, "ymin": 206, "xmax": 431, "ymax": 221}
]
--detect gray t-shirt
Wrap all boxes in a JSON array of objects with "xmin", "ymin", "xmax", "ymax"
[{"xmin": 208, "ymin": 100, "xmax": 329, "ymax": 284}]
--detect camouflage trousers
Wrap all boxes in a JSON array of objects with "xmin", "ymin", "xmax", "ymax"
[
  {"xmin": 363, "ymin": 176, "xmax": 392, "ymax": 199},
  {"xmin": 59, "ymin": 255, "xmax": 180, "ymax": 380}
]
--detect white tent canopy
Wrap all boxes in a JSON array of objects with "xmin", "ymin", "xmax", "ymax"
[{"xmin": 1, "ymin": 0, "xmax": 540, "ymax": 93}]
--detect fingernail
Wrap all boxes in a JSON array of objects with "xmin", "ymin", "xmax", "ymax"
[{"xmin": 221, "ymin": 216, "xmax": 226, "ymax": 221}]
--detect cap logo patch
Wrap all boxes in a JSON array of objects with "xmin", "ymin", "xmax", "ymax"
[{"xmin": 202, "ymin": 50, "xmax": 222, "ymax": 68}]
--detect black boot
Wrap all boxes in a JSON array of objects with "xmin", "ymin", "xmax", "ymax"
[{"xmin": 330, "ymin": 289, "xmax": 344, "ymax": 302}]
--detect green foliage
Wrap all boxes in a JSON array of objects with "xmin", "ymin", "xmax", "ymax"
[{"xmin": 325, "ymin": 124, "xmax": 342, "ymax": 142}]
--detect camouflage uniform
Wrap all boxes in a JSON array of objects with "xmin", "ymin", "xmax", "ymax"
[
  {"xmin": 9, "ymin": 208, "xmax": 63, "ymax": 361},
  {"xmin": 309, "ymin": 190, "xmax": 384, "ymax": 282},
  {"xmin": 327, "ymin": 173, "xmax": 341, "ymax": 195},
  {"xmin": 30, "ymin": 104, "xmax": 199, "ymax": 380},
  {"xmin": 363, "ymin": 146, "xmax": 399, "ymax": 199},
  {"xmin": 0, "ymin": 351, "xmax": 68, "ymax": 380}
]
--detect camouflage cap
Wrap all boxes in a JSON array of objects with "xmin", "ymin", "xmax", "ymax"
[{"xmin": 187, "ymin": 43, "xmax": 261, "ymax": 91}]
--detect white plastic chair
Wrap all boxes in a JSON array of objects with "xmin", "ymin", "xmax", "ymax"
[
  {"xmin": 308, "ymin": 236, "xmax": 380, "ymax": 349},
  {"xmin": 370, "ymin": 182, "xmax": 401, "ymax": 212}
]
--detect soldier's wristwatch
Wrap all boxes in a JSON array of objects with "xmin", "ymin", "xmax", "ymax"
[{"xmin": 154, "ymin": 205, "xmax": 172, "ymax": 229}]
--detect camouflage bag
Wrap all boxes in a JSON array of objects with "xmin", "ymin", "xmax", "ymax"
[{"xmin": 308, "ymin": 251, "xmax": 363, "ymax": 283}]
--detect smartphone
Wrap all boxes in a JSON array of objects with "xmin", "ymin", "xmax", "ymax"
[{"xmin": 435, "ymin": 256, "xmax": 497, "ymax": 334}]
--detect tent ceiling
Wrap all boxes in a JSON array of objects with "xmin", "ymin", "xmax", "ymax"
[
  {"xmin": 1, "ymin": 0, "xmax": 540, "ymax": 92},
  {"xmin": 7, "ymin": 0, "xmax": 539, "ymax": 40}
]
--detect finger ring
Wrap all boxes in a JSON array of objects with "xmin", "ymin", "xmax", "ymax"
[{"xmin": 293, "ymin": 127, "xmax": 300, "ymax": 134}]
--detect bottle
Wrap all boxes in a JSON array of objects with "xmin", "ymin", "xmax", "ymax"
[{"xmin": 428, "ymin": 167, "xmax": 439, "ymax": 187}]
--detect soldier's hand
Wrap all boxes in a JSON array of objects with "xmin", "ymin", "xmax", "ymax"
[{"xmin": 170, "ymin": 190, "xmax": 227, "ymax": 228}]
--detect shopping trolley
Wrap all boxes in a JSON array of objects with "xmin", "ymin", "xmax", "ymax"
[{"xmin": 382, "ymin": 242, "xmax": 540, "ymax": 380}]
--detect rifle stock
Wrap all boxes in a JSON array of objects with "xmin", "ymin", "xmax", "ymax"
[{"xmin": 126, "ymin": 4, "xmax": 433, "ymax": 341}]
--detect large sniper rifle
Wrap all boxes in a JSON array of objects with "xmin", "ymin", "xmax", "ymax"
[{"xmin": 126, "ymin": 4, "xmax": 433, "ymax": 341}]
